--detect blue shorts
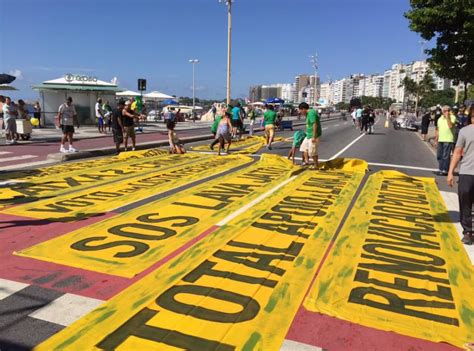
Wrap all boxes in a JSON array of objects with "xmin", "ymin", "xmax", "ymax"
[{"xmin": 98, "ymin": 117, "xmax": 104, "ymax": 127}]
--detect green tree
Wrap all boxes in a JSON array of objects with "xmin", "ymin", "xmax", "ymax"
[
  {"xmin": 405, "ymin": 0, "xmax": 474, "ymax": 102},
  {"xmin": 336, "ymin": 102, "xmax": 349, "ymax": 110},
  {"xmin": 420, "ymin": 88, "xmax": 455, "ymax": 108},
  {"xmin": 400, "ymin": 72, "xmax": 435, "ymax": 111}
]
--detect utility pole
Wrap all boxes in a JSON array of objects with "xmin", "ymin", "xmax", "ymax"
[
  {"xmin": 189, "ymin": 59, "xmax": 199, "ymax": 122},
  {"xmin": 309, "ymin": 53, "xmax": 318, "ymax": 106},
  {"xmin": 219, "ymin": 0, "xmax": 233, "ymax": 105}
]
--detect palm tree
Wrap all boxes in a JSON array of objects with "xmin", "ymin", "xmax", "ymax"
[{"xmin": 401, "ymin": 71, "xmax": 435, "ymax": 115}]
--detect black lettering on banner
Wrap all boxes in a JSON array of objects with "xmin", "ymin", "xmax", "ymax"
[
  {"xmin": 359, "ymin": 255, "xmax": 450, "ymax": 284},
  {"xmin": 156, "ymin": 284, "xmax": 260, "ymax": 323},
  {"xmin": 251, "ymin": 221, "xmax": 311, "ymax": 238},
  {"xmin": 213, "ymin": 249, "xmax": 296, "ymax": 276},
  {"xmin": 228, "ymin": 240, "xmax": 304, "ymax": 257},
  {"xmin": 354, "ymin": 269, "xmax": 454, "ymax": 301},
  {"xmin": 108, "ymin": 215, "xmax": 198, "ymax": 241},
  {"xmin": 348, "ymin": 286, "xmax": 459, "ymax": 326},
  {"xmin": 96, "ymin": 307, "xmax": 235, "ymax": 351},
  {"xmin": 70, "ymin": 237, "xmax": 149, "ymax": 257},
  {"xmin": 29, "ymin": 203, "xmax": 71, "ymax": 213},
  {"xmin": 183, "ymin": 260, "xmax": 278, "ymax": 288},
  {"xmin": 362, "ymin": 243, "xmax": 446, "ymax": 266},
  {"xmin": 55, "ymin": 199, "xmax": 95, "ymax": 208}
]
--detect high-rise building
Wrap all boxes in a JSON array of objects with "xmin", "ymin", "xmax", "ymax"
[{"xmin": 249, "ymin": 85, "xmax": 262, "ymax": 102}]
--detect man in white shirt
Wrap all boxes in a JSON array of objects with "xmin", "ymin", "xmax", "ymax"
[
  {"xmin": 2, "ymin": 97, "xmax": 18, "ymax": 144},
  {"xmin": 95, "ymin": 98, "xmax": 105, "ymax": 133},
  {"xmin": 58, "ymin": 97, "xmax": 79, "ymax": 153}
]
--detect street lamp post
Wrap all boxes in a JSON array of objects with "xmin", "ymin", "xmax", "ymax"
[
  {"xmin": 189, "ymin": 59, "xmax": 199, "ymax": 121},
  {"xmin": 309, "ymin": 53, "xmax": 318, "ymax": 106},
  {"xmin": 219, "ymin": 0, "xmax": 233, "ymax": 105}
]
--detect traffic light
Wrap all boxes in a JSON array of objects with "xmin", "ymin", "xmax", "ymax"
[{"xmin": 138, "ymin": 79, "xmax": 147, "ymax": 91}]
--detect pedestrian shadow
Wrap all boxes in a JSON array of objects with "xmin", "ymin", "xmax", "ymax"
[
  {"xmin": 0, "ymin": 212, "xmax": 106, "ymax": 229},
  {"xmin": 368, "ymin": 132, "xmax": 386, "ymax": 135},
  {"xmin": 432, "ymin": 210, "xmax": 459, "ymax": 223}
]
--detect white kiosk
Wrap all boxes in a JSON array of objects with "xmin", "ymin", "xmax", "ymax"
[{"xmin": 32, "ymin": 74, "xmax": 122, "ymax": 126}]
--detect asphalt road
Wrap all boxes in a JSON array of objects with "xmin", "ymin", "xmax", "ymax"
[{"xmin": 0, "ymin": 115, "xmax": 472, "ymax": 351}]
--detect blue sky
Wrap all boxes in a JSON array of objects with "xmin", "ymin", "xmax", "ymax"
[{"xmin": 1, "ymin": 0, "xmax": 427, "ymax": 100}]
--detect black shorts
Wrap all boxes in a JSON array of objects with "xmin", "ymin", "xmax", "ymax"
[
  {"xmin": 61, "ymin": 125, "xmax": 74, "ymax": 134},
  {"xmin": 231, "ymin": 119, "xmax": 242, "ymax": 128},
  {"xmin": 113, "ymin": 128, "xmax": 124, "ymax": 144}
]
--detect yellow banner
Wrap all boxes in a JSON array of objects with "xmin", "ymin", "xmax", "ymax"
[
  {"xmin": 35, "ymin": 163, "xmax": 367, "ymax": 351},
  {"xmin": 191, "ymin": 136, "xmax": 283, "ymax": 154},
  {"xmin": 5, "ymin": 155, "xmax": 251, "ymax": 221},
  {"xmin": 0, "ymin": 153, "xmax": 206, "ymax": 207},
  {"xmin": 304, "ymin": 170, "xmax": 474, "ymax": 349},
  {"xmin": 17, "ymin": 155, "xmax": 300, "ymax": 278},
  {"xmin": 0, "ymin": 148, "xmax": 167, "ymax": 182}
]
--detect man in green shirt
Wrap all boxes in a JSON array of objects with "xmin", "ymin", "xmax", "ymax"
[
  {"xmin": 298, "ymin": 102, "xmax": 322, "ymax": 168},
  {"xmin": 263, "ymin": 104, "xmax": 277, "ymax": 149},
  {"xmin": 435, "ymin": 105, "xmax": 456, "ymax": 175}
]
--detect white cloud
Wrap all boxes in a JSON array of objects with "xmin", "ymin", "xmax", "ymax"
[{"xmin": 9, "ymin": 69, "xmax": 23, "ymax": 80}]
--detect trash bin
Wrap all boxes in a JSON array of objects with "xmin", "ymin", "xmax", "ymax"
[{"xmin": 16, "ymin": 119, "xmax": 32, "ymax": 140}]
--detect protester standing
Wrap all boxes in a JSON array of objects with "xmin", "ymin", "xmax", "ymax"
[
  {"xmin": 231, "ymin": 103, "xmax": 242, "ymax": 139},
  {"xmin": 95, "ymin": 98, "xmax": 105, "ymax": 133},
  {"xmin": 209, "ymin": 108, "xmax": 223, "ymax": 150},
  {"xmin": 103, "ymin": 100, "xmax": 113, "ymax": 133},
  {"xmin": 421, "ymin": 110, "xmax": 431, "ymax": 141},
  {"xmin": 360, "ymin": 106, "xmax": 370, "ymax": 134},
  {"xmin": 448, "ymin": 105, "xmax": 474, "ymax": 245},
  {"xmin": 2, "ymin": 97, "xmax": 18, "ymax": 144},
  {"xmin": 435, "ymin": 105, "xmax": 456, "ymax": 176},
  {"xmin": 112, "ymin": 100, "xmax": 125, "ymax": 154},
  {"xmin": 122, "ymin": 100, "xmax": 136, "ymax": 151},
  {"xmin": 247, "ymin": 105, "xmax": 256, "ymax": 136},
  {"xmin": 263, "ymin": 104, "xmax": 277, "ymax": 150},
  {"xmin": 58, "ymin": 97, "xmax": 79, "ymax": 153},
  {"xmin": 298, "ymin": 102, "xmax": 321, "ymax": 169},
  {"xmin": 33, "ymin": 101, "xmax": 41, "ymax": 127}
]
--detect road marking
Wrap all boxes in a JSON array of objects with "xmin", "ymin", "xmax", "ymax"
[
  {"xmin": 0, "ymin": 154, "xmax": 37, "ymax": 163},
  {"xmin": 334, "ymin": 124, "xmax": 339, "ymax": 127},
  {"xmin": 322, "ymin": 127, "xmax": 328, "ymax": 130},
  {"xmin": 0, "ymin": 159, "xmax": 56, "ymax": 171},
  {"xmin": 367, "ymin": 162, "xmax": 438, "ymax": 172},
  {"xmin": 216, "ymin": 175, "xmax": 297, "ymax": 226},
  {"xmin": 0, "ymin": 278, "xmax": 29, "ymax": 300},
  {"xmin": 0, "ymin": 151, "xmax": 12, "ymax": 155},
  {"xmin": 29, "ymin": 293, "xmax": 103, "ymax": 326},
  {"xmin": 329, "ymin": 134, "xmax": 364, "ymax": 160},
  {"xmin": 280, "ymin": 340, "xmax": 324, "ymax": 351},
  {"xmin": 440, "ymin": 191, "xmax": 474, "ymax": 265}
]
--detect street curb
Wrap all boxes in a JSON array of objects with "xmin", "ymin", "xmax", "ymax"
[{"xmin": 45, "ymin": 118, "xmax": 342, "ymax": 162}]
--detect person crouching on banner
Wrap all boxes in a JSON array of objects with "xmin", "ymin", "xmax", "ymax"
[
  {"xmin": 209, "ymin": 107, "xmax": 224, "ymax": 150},
  {"xmin": 167, "ymin": 116, "xmax": 185, "ymax": 154},
  {"xmin": 288, "ymin": 129, "xmax": 306, "ymax": 164},
  {"xmin": 217, "ymin": 112, "xmax": 233, "ymax": 156},
  {"xmin": 448, "ymin": 105, "xmax": 474, "ymax": 245}
]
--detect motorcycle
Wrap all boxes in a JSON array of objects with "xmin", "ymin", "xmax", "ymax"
[{"xmin": 393, "ymin": 115, "xmax": 419, "ymax": 132}]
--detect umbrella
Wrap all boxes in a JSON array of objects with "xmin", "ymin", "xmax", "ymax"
[
  {"xmin": 0, "ymin": 74, "xmax": 16, "ymax": 85},
  {"xmin": 144, "ymin": 91, "xmax": 174, "ymax": 100},
  {"xmin": 162, "ymin": 99, "xmax": 179, "ymax": 105},
  {"xmin": 116, "ymin": 90, "xmax": 141, "ymax": 97},
  {"xmin": 0, "ymin": 84, "xmax": 18, "ymax": 91},
  {"xmin": 265, "ymin": 97, "xmax": 285, "ymax": 104}
]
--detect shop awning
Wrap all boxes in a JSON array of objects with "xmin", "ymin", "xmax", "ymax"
[{"xmin": 32, "ymin": 84, "xmax": 122, "ymax": 92}]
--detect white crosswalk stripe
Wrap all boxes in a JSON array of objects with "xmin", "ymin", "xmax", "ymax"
[
  {"xmin": 440, "ymin": 191, "xmax": 474, "ymax": 264},
  {"xmin": 0, "ymin": 278, "xmax": 29, "ymax": 300},
  {"xmin": 0, "ymin": 154, "xmax": 38, "ymax": 163},
  {"xmin": 29, "ymin": 293, "xmax": 104, "ymax": 326}
]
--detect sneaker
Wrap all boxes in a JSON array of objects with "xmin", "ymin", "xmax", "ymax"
[
  {"xmin": 268, "ymin": 145, "xmax": 272, "ymax": 150},
  {"xmin": 60, "ymin": 146, "xmax": 68, "ymax": 153},
  {"xmin": 209, "ymin": 144, "xmax": 214, "ymax": 151},
  {"xmin": 68, "ymin": 147, "xmax": 78, "ymax": 153},
  {"xmin": 132, "ymin": 147, "xmax": 135, "ymax": 151},
  {"xmin": 461, "ymin": 233, "xmax": 473, "ymax": 245}
]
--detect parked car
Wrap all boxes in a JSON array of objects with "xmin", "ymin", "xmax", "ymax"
[{"xmin": 147, "ymin": 110, "xmax": 161, "ymax": 122}]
